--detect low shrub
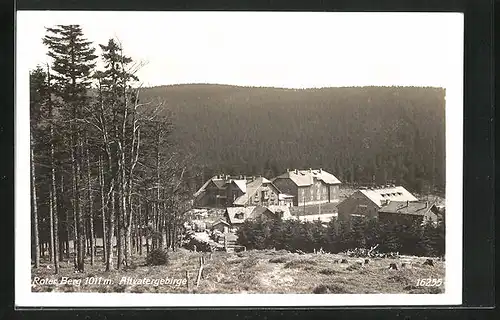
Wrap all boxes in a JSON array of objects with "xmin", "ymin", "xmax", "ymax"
[
  {"xmin": 318, "ymin": 268, "xmax": 339, "ymax": 275},
  {"xmin": 346, "ymin": 263, "xmax": 362, "ymax": 271},
  {"xmin": 241, "ymin": 256, "xmax": 259, "ymax": 268},
  {"xmin": 146, "ymin": 248, "xmax": 169, "ymax": 266},
  {"xmin": 269, "ymin": 256, "xmax": 289, "ymax": 263},
  {"xmin": 387, "ymin": 274, "xmax": 410, "ymax": 285},
  {"xmin": 284, "ymin": 259, "xmax": 318, "ymax": 269}
]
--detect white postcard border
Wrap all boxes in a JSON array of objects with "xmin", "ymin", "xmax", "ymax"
[{"xmin": 15, "ymin": 11, "xmax": 463, "ymax": 307}]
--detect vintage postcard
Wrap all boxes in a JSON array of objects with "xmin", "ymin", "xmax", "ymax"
[{"xmin": 15, "ymin": 11, "xmax": 463, "ymax": 307}]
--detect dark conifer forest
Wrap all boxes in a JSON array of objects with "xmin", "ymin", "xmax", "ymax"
[{"xmin": 140, "ymin": 84, "xmax": 445, "ymax": 194}]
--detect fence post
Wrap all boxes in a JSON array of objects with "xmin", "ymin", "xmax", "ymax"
[{"xmin": 196, "ymin": 255, "xmax": 204, "ymax": 287}]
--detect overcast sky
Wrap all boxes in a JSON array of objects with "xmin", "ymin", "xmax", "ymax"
[{"xmin": 17, "ymin": 11, "xmax": 463, "ymax": 89}]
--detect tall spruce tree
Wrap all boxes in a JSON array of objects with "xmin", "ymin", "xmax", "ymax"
[{"xmin": 43, "ymin": 25, "xmax": 97, "ymax": 272}]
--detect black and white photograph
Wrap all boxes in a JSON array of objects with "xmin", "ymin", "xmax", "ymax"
[{"xmin": 15, "ymin": 11, "xmax": 463, "ymax": 307}]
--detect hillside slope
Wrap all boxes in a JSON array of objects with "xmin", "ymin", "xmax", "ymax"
[{"xmin": 140, "ymin": 84, "xmax": 445, "ymax": 194}]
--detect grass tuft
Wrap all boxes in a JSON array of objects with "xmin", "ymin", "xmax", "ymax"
[
  {"xmin": 269, "ymin": 256, "xmax": 289, "ymax": 263},
  {"xmin": 284, "ymin": 259, "xmax": 318, "ymax": 269},
  {"xmin": 318, "ymin": 268, "xmax": 339, "ymax": 275},
  {"xmin": 313, "ymin": 284, "xmax": 351, "ymax": 294}
]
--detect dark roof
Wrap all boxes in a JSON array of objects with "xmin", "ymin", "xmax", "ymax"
[
  {"xmin": 378, "ymin": 201, "xmax": 437, "ymax": 216},
  {"xmin": 212, "ymin": 180, "xmax": 227, "ymax": 189}
]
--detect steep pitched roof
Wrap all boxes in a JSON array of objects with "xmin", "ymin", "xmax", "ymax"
[
  {"xmin": 232, "ymin": 179, "xmax": 247, "ymax": 193},
  {"xmin": 225, "ymin": 206, "xmax": 256, "ymax": 225},
  {"xmin": 194, "ymin": 175, "xmax": 272, "ymax": 200},
  {"xmin": 212, "ymin": 179, "xmax": 227, "ymax": 189},
  {"xmin": 273, "ymin": 169, "xmax": 341, "ymax": 186},
  {"xmin": 211, "ymin": 219, "xmax": 230, "ymax": 227},
  {"xmin": 359, "ymin": 186, "xmax": 418, "ymax": 207},
  {"xmin": 267, "ymin": 205, "xmax": 293, "ymax": 220},
  {"xmin": 193, "ymin": 176, "xmax": 227, "ymax": 197},
  {"xmin": 251, "ymin": 205, "xmax": 270, "ymax": 218},
  {"xmin": 378, "ymin": 201, "xmax": 437, "ymax": 216},
  {"xmin": 233, "ymin": 177, "xmax": 277, "ymax": 206}
]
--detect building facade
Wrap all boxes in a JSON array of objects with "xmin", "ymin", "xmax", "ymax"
[
  {"xmin": 337, "ymin": 185, "xmax": 419, "ymax": 222},
  {"xmin": 378, "ymin": 201, "xmax": 441, "ymax": 225},
  {"xmin": 272, "ymin": 168, "xmax": 341, "ymax": 206},
  {"xmin": 194, "ymin": 175, "xmax": 284, "ymax": 208}
]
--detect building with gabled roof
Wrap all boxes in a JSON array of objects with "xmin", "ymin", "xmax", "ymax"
[
  {"xmin": 378, "ymin": 200, "xmax": 441, "ymax": 224},
  {"xmin": 224, "ymin": 205, "xmax": 295, "ymax": 227},
  {"xmin": 337, "ymin": 185, "xmax": 418, "ymax": 222},
  {"xmin": 224, "ymin": 206, "xmax": 258, "ymax": 226},
  {"xmin": 194, "ymin": 175, "xmax": 285, "ymax": 208},
  {"xmin": 272, "ymin": 168, "xmax": 342, "ymax": 206},
  {"xmin": 211, "ymin": 219, "xmax": 231, "ymax": 233}
]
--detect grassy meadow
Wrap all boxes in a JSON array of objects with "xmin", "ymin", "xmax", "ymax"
[{"xmin": 31, "ymin": 249, "xmax": 445, "ymax": 294}]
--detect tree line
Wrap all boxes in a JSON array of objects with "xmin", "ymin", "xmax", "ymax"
[
  {"xmin": 140, "ymin": 84, "xmax": 446, "ymax": 195},
  {"xmin": 30, "ymin": 25, "xmax": 194, "ymax": 273},
  {"xmin": 236, "ymin": 217, "xmax": 445, "ymax": 257}
]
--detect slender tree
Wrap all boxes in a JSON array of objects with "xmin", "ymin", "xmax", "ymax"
[{"xmin": 43, "ymin": 25, "xmax": 97, "ymax": 272}]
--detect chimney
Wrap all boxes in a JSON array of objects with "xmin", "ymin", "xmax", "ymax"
[
  {"xmin": 309, "ymin": 168, "xmax": 312, "ymax": 173},
  {"xmin": 239, "ymin": 175, "xmax": 243, "ymax": 179},
  {"xmin": 295, "ymin": 169, "xmax": 298, "ymax": 174},
  {"xmin": 319, "ymin": 168, "xmax": 322, "ymax": 173},
  {"xmin": 286, "ymin": 168, "xmax": 290, "ymax": 172},
  {"xmin": 406, "ymin": 200, "xmax": 409, "ymax": 207}
]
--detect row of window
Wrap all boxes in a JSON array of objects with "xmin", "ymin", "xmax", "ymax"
[{"xmin": 381, "ymin": 192, "xmax": 403, "ymax": 197}]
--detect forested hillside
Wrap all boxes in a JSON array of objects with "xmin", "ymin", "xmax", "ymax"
[{"xmin": 140, "ymin": 85, "xmax": 445, "ymax": 194}]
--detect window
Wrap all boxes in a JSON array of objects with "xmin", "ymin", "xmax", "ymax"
[{"xmin": 235, "ymin": 212, "xmax": 244, "ymax": 219}]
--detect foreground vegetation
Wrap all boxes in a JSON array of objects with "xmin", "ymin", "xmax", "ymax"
[{"xmin": 32, "ymin": 249, "xmax": 444, "ymax": 294}]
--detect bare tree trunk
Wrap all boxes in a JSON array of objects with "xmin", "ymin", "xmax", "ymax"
[
  {"xmin": 145, "ymin": 201, "xmax": 150, "ymax": 255},
  {"xmin": 30, "ymin": 132, "xmax": 40, "ymax": 268},
  {"xmin": 48, "ymin": 182, "xmax": 54, "ymax": 263},
  {"xmin": 60, "ymin": 174, "xmax": 70, "ymax": 260},
  {"xmin": 51, "ymin": 181, "xmax": 60, "ymax": 274},
  {"xmin": 83, "ymin": 216, "xmax": 88, "ymax": 256},
  {"xmin": 98, "ymin": 155, "xmax": 107, "ymax": 262},
  {"xmin": 74, "ymin": 137, "xmax": 85, "ymax": 272},
  {"xmin": 86, "ymin": 137, "xmax": 95, "ymax": 266},
  {"xmin": 139, "ymin": 202, "xmax": 143, "ymax": 256},
  {"xmin": 116, "ymin": 186, "xmax": 123, "ymax": 269},
  {"xmin": 105, "ymin": 178, "xmax": 115, "ymax": 271}
]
